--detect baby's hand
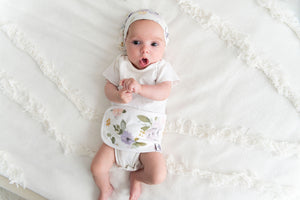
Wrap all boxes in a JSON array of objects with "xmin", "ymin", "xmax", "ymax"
[
  {"xmin": 118, "ymin": 89, "xmax": 132, "ymax": 104},
  {"xmin": 120, "ymin": 78, "xmax": 142, "ymax": 94}
]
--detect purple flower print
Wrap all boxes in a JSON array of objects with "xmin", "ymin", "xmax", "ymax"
[
  {"xmin": 145, "ymin": 128, "xmax": 160, "ymax": 140},
  {"xmin": 121, "ymin": 131, "xmax": 135, "ymax": 145},
  {"xmin": 145, "ymin": 120, "xmax": 162, "ymax": 140}
]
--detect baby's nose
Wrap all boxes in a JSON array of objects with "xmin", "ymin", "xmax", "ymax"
[{"xmin": 141, "ymin": 45, "xmax": 150, "ymax": 54}]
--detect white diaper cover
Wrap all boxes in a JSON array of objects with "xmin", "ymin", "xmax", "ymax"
[{"xmin": 115, "ymin": 149, "xmax": 143, "ymax": 171}]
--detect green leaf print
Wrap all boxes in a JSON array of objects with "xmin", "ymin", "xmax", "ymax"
[
  {"xmin": 113, "ymin": 125, "xmax": 119, "ymax": 132},
  {"xmin": 121, "ymin": 120, "xmax": 126, "ymax": 130},
  {"xmin": 118, "ymin": 129, "xmax": 123, "ymax": 135},
  {"xmin": 111, "ymin": 137, "xmax": 115, "ymax": 144},
  {"xmin": 141, "ymin": 126, "xmax": 150, "ymax": 131},
  {"xmin": 133, "ymin": 142, "xmax": 147, "ymax": 147},
  {"xmin": 137, "ymin": 115, "xmax": 151, "ymax": 124}
]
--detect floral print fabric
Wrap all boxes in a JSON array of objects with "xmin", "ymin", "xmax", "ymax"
[{"xmin": 101, "ymin": 106, "xmax": 166, "ymax": 152}]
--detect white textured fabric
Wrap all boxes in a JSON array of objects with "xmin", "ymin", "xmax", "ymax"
[{"xmin": 0, "ymin": 0, "xmax": 300, "ymax": 200}]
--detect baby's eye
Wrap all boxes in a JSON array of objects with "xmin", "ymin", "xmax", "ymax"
[
  {"xmin": 133, "ymin": 40, "xmax": 141, "ymax": 45},
  {"xmin": 151, "ymin": 42, "xmax": 159, "ymax": 47}
]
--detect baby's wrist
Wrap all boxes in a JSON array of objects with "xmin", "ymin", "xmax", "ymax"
[{"xmin": 137, "ymin": 84, "xmax": 143, "ymax": 94}]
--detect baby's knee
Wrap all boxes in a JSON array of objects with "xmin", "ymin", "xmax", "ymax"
[
  {"xmin": 90, "ymin": 161, "xmax": 99, "ymax": 176},
  {"xmin": 149, "ymin": 167, "xmax": 167, "ymax": 185},
  {"xmin": 90, "ymin": 160, "xmax": 105, "ymax": 176},
  {"xmin": 90, "ymin": 144, "xmax": 115, "ymax": 176}
]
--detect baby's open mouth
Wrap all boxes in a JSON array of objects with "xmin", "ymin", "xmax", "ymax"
[{"xmin": 139, "ymin": 58, "xmax": 149, "ymax": 68}]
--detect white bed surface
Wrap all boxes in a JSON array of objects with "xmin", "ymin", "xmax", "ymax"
[{"xmin": 1, "ymin": 0, "xmax": 300, "ymax": 199}]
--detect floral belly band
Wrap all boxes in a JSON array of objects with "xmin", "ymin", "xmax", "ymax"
[{"xmin": 101, "ymin": 106, "xmax": 166, "ymax": 152}]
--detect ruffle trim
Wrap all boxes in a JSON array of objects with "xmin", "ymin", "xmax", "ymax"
[
  {"xmin": 0, "ymin": 6, "xmax": 299, "ymax": 199},
  {"xmin": 0, "ymin": 151, "xmax": 26, "ymax": 188},
  {"xmin": 0, "ymin": 70, "xmax": 96, "ymax": 157},
  {"xmin": 165, "ymin": 119, "xmax": 300, "ymax": 158},
  {"xmin": 257, "ymin": 0, "xmax": 300, "ymax": 40},
  {"xmin": 177, "ymin": 0, "xmax": 300, "ymax": 113},
  {"xmin": 1, "ymin": 17, "xmax": 300, "ymax": 198},
  {"xmin": 166, "ymin": 155, "xmax": 299, "ymax": 199},
  {"xmin": 0, "ymin": 23, "xmax": 101, "ymax": 121}
]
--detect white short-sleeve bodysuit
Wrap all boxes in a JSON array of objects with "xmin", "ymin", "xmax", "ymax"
[{"xmin": 101, "ymin": 55, "xmax": 179, "ymax": 153}]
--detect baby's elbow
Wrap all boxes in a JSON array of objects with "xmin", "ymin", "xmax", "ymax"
[
  {"xmin": 159, "ymin": 82, "xmax": 172, "ymax": 100},
  {"xmin": 157, "ymin": 91, "xmax": 170, "ymax": 101}
]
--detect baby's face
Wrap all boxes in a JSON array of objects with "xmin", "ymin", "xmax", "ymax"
[{"xmin": 125, "ymin": 20, "xmax": 166, "ymax": 70}]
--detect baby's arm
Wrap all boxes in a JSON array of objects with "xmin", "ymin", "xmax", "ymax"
[
  {"xmin": 120, "ymin": 78, "xmax": 172, "ymax": 101},
  {"xmin": 105, "ymin": 80, "xmax": 132, "ymax": 104}
]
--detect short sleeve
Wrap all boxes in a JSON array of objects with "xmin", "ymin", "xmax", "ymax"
[
  {"xmin": 102, "ymin": 56, "xmax": 121, "ymax": 86},
  {"xmin": 156, "ymin": 60, "xmax": 180, "ymax": 86}
]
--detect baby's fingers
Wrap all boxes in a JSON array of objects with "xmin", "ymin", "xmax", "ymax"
[
  {"xmin": 120, "ymin": 79, "xmax": 129, "ymax": 90},
  {"xmin": 119, "ymin": 89, "xmax": 132, "ymax": 103},
  {"xmin": 119, "ymin": 79, "xmax": 125, "ymax": 87}
]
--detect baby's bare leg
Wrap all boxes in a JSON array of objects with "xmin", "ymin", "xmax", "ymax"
[
  {"xmin": 129, "ymin": 152, "xmax": 167, "ymax": 200},
  {"xmin": 91, "ymin": 144, "xmax": 115, "ymax": 200}
]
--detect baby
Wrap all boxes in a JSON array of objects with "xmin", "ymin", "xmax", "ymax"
[{"xmin": 91, "ymin": 9, "xmax": 179, "ymax": 200}]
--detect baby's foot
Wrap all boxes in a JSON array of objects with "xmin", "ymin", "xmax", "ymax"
[
  {"xmin": 99, "ymin": 184, "xmax": 114, "ymax": 200},
  {"xmin": 129, "ymin": 173, "xmax": 142, "ymax": 200}
]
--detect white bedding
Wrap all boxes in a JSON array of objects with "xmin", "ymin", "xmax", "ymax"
[{"xmin": 1, "ymin": 0, "xmax": 300, "ymax": 199}]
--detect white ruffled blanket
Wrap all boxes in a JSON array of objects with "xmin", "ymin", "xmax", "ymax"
[{"xmin": 1, "ymin": 0, "xmax": 300, "ymax": 199}]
